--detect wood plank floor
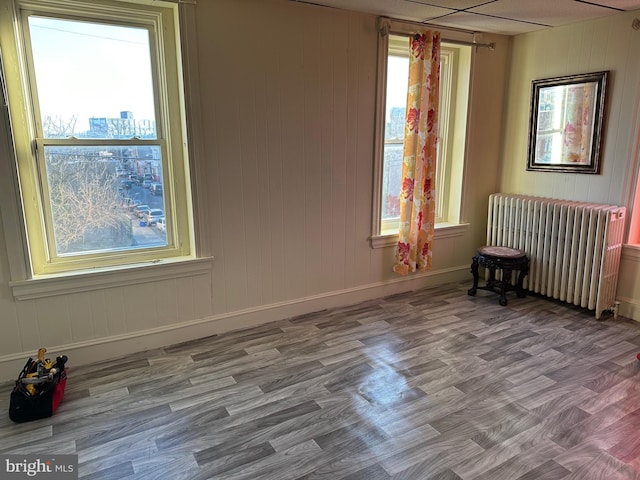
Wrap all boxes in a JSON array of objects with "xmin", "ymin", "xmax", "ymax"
[{"xmin": 3, "ymin": 282, "xmax": 640, "ymax": 479}]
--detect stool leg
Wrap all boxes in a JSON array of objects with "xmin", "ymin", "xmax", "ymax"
[
  {"xmin": 500, "ymin": 268, "xmax": 512, "ymax": 306},
  {"xmin": 516, "ymin": 265, "xmax": 528, "ymax": 298},
  {"xmin": 487, "ymin": 266, "xmax": 497, "ymax": 289},
  {"xmin": 468, "ymin": 256, "xmax": 479, "ymax": 296}
]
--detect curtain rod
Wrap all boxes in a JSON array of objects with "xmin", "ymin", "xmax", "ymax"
[
  {"xmin": 378, "ymin": 17, "xmax": 496, "ymax": 51},
  {"xmin": 441, "ymin": 38, "xmax": 495, "ymax": 50}
]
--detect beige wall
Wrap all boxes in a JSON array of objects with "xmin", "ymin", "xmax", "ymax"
[
  {"xmin": 0, "ymin": 0, "xmax": 511, "ymax": 380},
  {"xmin": 500, "ymin": 10, "xmax": 640, "ymax": 320}
]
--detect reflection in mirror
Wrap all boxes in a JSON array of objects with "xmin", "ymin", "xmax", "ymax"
[{"xmin": 527, "ymin": 71, "xmax": 608, "ymax": 174}]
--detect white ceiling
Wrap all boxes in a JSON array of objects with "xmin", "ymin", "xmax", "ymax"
[{"xmin": 290, "ymin": 0, "xmax": 640, "ymax": 35}]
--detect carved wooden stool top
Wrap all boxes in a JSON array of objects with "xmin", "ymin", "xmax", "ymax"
[{"xmin": 478, "ymin": 246, "xmax": 527, "ymax": 259}]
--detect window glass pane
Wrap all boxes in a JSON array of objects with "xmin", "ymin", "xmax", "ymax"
[
  {"xmin": 382, "ymin": 143, "xmax": 403, "ymax": 221},
  {"xmin": 382, "ymin": 54, "xmax": 409, "ymax": 223},
  {"xmin": 28, "ymin": 16, "xmax": 156, "ymax": 139},
  {"xmin": 44, "ymin": 145, "xmax": 166, "ymax": 255}
]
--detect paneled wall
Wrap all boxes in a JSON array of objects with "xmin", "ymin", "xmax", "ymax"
[
  {"xmin": 500, "ymin": 10, "xmax": 640, "ymax": 320},
  {"xmin": 197, "ymin": 0, "xmax": 510, "ymax": 313},
  {"xmin": 200, "ymin": 0, "xmax": 380, "ymax": 312},
  {"xmin": 0, "ymin": 0, "xmax": 511, "ymax": 380}
]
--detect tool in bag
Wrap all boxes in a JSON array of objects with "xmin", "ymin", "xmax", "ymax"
[{"xmin": 9, "ymin": 348, "xmax": 68, "ymax": 423}]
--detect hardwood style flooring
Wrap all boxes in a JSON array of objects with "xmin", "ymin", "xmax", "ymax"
[{"xmin": 3, "ymin": 281, "xmax": 640, "ymax": 479}]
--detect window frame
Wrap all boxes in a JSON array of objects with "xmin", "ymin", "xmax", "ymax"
[
  {"xmin": 0, "ymin": 0, "xmax": 214, "ymax": 300},
  {"xmin": 371, "ymin": 19, "xmax": 473, "ymax": 248},
  {"xmin": 0, "ymin": 0, "xmax": 195, "ymax": 276}
]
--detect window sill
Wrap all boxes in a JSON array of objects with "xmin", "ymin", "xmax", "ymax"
[
  {"xmin": 10, "ymin": 256, "xmax": 214, "ymax": 300},
  {"xmin": 370, "ymin": 222, "xmax": 469, "ymax": 249}
]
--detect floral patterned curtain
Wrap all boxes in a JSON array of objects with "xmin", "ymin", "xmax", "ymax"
[{"xmin": 393, "ymin": 31, "xmax": 440, "ymax": 275}]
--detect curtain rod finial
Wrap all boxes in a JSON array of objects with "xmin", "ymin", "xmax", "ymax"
[{"xmin": 378, "ymin": 18, "xmax": 391, "ymax": 37}]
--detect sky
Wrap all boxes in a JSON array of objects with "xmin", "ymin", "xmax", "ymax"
[
  {"xmin": 28, "ymin": 16, "xmax": 156, "ymax": 133},
  {"xmin": 386, "ymin": 54, "xmax": 409, "ymax": 123}
]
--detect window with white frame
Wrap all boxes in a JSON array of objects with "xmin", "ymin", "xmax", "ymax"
[
  {"xmin": 372, "ymin": 29, "xmax": 471, "ymax": 246},
  {"xmin": 0, "ymin": 0, "xmax": 193, "ymax": 275}
]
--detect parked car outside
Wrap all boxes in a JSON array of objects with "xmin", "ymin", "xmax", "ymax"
[
  {"xmin": 155, "ymin": 216, "xmax": 166, "ymax": 232},
  {"xmin": 121, "ymin": 197, "xmax": 135, "ymax": 209},
  {"xmin": 150, "ymin": 183, "xmax": 163, "ymax": 196},
  {"xmin": 138, "ymin": 209, "xmax": 151, "ymax": 221},
  {"xmin": 133, "ymin": 204, "xmax": 150, "ymax": 218},
  {"xmin": 142, "ymin": 180, "xmax": 152, "ymax": 189},
  {"xmin": 127, "ymin": 201, "xmax": 141, "ymax": 212},
  {"xmin": 144, "ymin": 209, "xmax": 164, "ymax": 226}
]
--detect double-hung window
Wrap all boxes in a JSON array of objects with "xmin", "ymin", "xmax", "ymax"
[
  {"xmin": 372, "ymin": 22, "xmax": 472, "ymax": 247},
  {"xmin": 0, "ymin": 0, "xmax": 193, "ymax": 276}
]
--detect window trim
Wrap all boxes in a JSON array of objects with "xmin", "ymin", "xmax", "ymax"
[
  {"xmin": 9, "ymin": 256, "xmax": 214, "ymax": 300},
  {"xmin": 371, "ymin": 18, "xmax": 474, "ymax": 248},
  {"xmin": 0, "ymin": 0, "xmax": 210, "ymax": 297},
  {"xmin": 371, "ymin": 222, "xmax": 470, "ymax": 249},
  {"xmin": 0, "ymin": 0, "xmax": 198, "ymax": 278}
]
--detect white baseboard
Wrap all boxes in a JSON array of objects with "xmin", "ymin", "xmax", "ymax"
[{"xmin": 0, "ymin": 266, "xmax": 470, "ymax": 382}]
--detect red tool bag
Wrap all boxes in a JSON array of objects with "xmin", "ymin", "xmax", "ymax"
[{"xmin": 9, "ymin": 349, "xmax": 68, "ymax": 423}]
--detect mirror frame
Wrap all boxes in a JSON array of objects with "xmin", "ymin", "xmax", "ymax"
[{"xmin": 527, "ymin": 71, "xmax": 608, "ymax": 174}]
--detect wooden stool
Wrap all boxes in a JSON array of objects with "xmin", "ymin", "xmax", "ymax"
[{"xmin": 467, "ymin": 246, "xmax": 529, "ymax": 306}]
